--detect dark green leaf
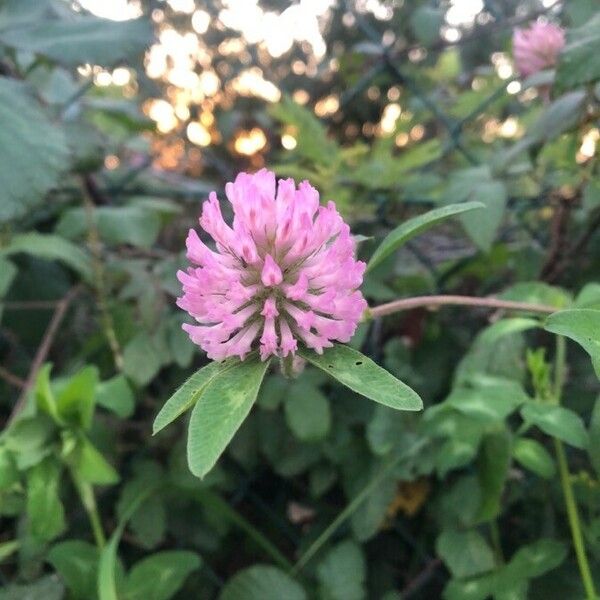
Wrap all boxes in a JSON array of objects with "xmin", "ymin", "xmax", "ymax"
[
  {"xmin": 589, "ymin": 397, "xmax": 600, "ymax": 478},
  {"xmin": 0, "ymin": 17, "xmax": 153, "ymax": 67},
  {"xmin": 26, "ymin": 457, "xmax": 65, "ymax": 542},
  {"xmin": 2, "ymin": 233, "xmax": 92, "ymax": 281},
  {"xmin": 96, "ymin": 375, "xmax": 135, "ymax": 419},
  {"xmin": 512, "ymin": 438, "xmax": 555, "ymax": 479},
  {"xmin": 436, "ymin": 528, "xmax": 495, "ymax": 578},
  {"xmin": 124, "ymin": 551, "xmax": 201, "ymax": 600},
  {"xmin": 187, "ymin": 357, "xmax": 271, "ymax": 478},
  {"xmin": 153, "ymin": 358, "xmax": 239, "ymax": 434},
  {"xmin": 556, "ymin": 13, "xmax": 600, "ymax": 88},
  {"xmin": 476, "ymin": 429, "xmax": 511, "ymax": 522},
  {"xmin": 0, "ymin": 78, "xmax": 68, "ymax": 222},
  {"xmin": 47, "ymin": 540, "xmax": 99, "ymax": 600},
  {"xmin": 521, "ymin": 403, "xmax": 588, "ymax": 449},
  {"xmin": 367, "ymin": 201, "xmax": 484, "ymax": 271},
  {"xmin": 298, "ymin": 345, "xmax": 422, "ymax": 411},
  {"xmin": 545, "ymin": 309, "xmax": 600, "ymax": 378},
  {"xmin": 219, "ymin": 565, "xmax": 306, "ymax": 600},
  {"xmin": 317, "ymin": 540, "xmax": 366, "ymax": 600},
  {"xmin": 284, "ymin": 382, "xmax": 331, "ymax": 442}
]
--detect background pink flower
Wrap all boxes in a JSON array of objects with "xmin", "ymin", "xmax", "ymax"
[
  {"xmin": 513, "ymin": 21, "xmax": 565, "ymax": 78},
  {"xmin": 178, "ymin": 170, "xmax": 367, "ymax": 361}
]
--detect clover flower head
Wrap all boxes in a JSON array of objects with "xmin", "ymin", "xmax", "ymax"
[
  {"xmin": 177, "ymin": 169, "xmax": 368, "ymax": 361},
  {"xmin": 513, "ymin": 21, "xmax": 565, "ymax": 78}
]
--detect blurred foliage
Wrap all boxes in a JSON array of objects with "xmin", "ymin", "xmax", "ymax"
[{"xmin": 0, "ymin": 0, "xmax": 599, "ymax": 599}]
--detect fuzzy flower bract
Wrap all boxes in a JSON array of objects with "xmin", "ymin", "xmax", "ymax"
[
  {"xmin": 177, "ymin": 169, "xmax": 367, "ymax": 361},
  {"xmin": 513, "ymin": 21, "xmax": 565, "ymax": 78}
]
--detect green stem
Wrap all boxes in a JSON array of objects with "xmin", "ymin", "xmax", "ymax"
[
  {"xmin": 290, "ymin": 440, "xmax": 425, "ymax": 576},
  {"xmin": 552, "ymin": 336, "xmax": 597, "ymax": 599},
  {"xmin": 72, "ymin": 471, "xmax": 106, "ymax": 548},
  {"xmin": 489, "ymin": 520, "xmax": 504, "ymax": 564}
]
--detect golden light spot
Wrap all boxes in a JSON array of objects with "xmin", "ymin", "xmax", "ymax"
[
  {"xmin": 577, "ymin": 128, "xmax": 599, "ymax": 163},
  {"xmin": 395, "ymin": 132, "xmax": 409, "ymax": 147},
  {"xmin": 281, "ymin": 133, "xmax": 297, "ymax": 150},
  {"xmin": 199, "ymin": 71, "xmax": 220, "ymax": 96},
  {"xmin": 231, "ymin": 67, "xmax": 281, "ymax": 102},
  {"xmin": 234, "ymin": 128, "xmax": 267, "ymax": 155},
  {"xmin": 367, "ymin": 86, "xmax": 380, "ymax": 101},
  {"xmin": 111, "ymin": 67, "xmax": 130, "ymax": 86},
  {"xmin": 410, "ymin": 124, "xmax": 425, "ymax": 141},
  {"xmin": 94, "ymin": 71, "xmax": 112, "ymax": 86},
  {"xmin": 187, "ymin": 122, "xmax": 211, "ymax": 147},
  {"xmin": 507, "ymin": 81, "xmax": 521, "ymax": 95},
  {"xmin": 293, "ymin": 89, "xmax": 310, "ymax": 105},
  {"xmin": 498, "ymin": 117, "xmax": 521, "ymax": 138},
  {"xmin": 380, "ymin": 102, "xmax": 402, "ymax": 134},
  {"xmin": 104, "ymin": 155, "xmax": 120, "ymax": 170},
  {"xmin": 314, "ymin": 94, "xmax": 339, "ymax": 117},
  {"xmin": 387, "ymin": 86, "xmax": 400, "ymax": 101},
  {"xmin": 192, "ymin": 9, "xmax": 210, "ymax": 33},
  {"xmin": 148, "ymin": 99, "xmax": 178, "ymax": 133}
]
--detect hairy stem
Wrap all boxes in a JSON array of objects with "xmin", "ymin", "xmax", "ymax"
[
  {"xmin": 83, "ymin": 186, "xmax": 124, "ymax": 371},
  {"xmin": 366, "ymin": 295, "xmax": 557, "ymax": 320}
]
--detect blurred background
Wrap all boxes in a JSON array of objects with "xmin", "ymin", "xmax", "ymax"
[{"xmin": 1, "ymin": 0, "xmax": 599, "ymax": 599}]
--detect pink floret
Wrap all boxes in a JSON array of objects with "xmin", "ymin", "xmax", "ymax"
[
  {"xmin": 513, "ymin": 21, "xmax": 565, "ymax": 78},
  {"xmin": 178, "ymin": 169, "xmax": 368, "ymax": 361}
]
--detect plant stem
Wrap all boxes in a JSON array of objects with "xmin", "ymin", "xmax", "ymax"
[
  {"xmin": 366, "ymin": 295, "xmax": 556, "ymax": 320},
  {"xmin": 290, "ymin": 440, "xmax": 425, "ymax": 576},
  {"xmin": 72, "ymin": 471, "xmax": 106, "ymax": 548},
  {"xmin": 552, "ymin": 335, "xmax": 597, "ymax": 599}
]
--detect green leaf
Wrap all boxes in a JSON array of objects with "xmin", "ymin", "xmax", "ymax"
[
  {"xmin": 298, "ymin": 345, "xmax": 422, "ymax": 411},
  {"xmin": 0, "ymin": 78, "xmax": 69, "ymax": 222},
  {"xmin": 35, "ymin": 363, "xmax": 63, "ymax": 425},
  {"xmin": 0, "ymin": 17, "xmax": 153, "ymax": 67},
  {"xmin": 521, "ymin": 403, "xmax": 588, "ymax": 449},
  {"xmin": 96, "ymin": 375, "xmax": 135, "ymax": 419},
  {"xmin": 4, "ymin": 416, "xmax": 55, "ymax": 470},
  {"xmin": 476, "ymin": 429, "xmax": 511, "ymax": 522},
  {"xmin": 460, "ymin": 181, "xmax": 507, "ymax": 252},
  {"xmin": 47, "ymin": 540, "xmax": 99, "ymax": 600},
  {"xmin": 27, "ymin": 457, "xmax": 66, "ymax": 542},
  {"xmin": 507, "ymin": 539, "xmax": 567, "ymax": 580},
  {"xmin": 219, "ymin": 565, "xmax": 306, "ymax": 600},
  {"xmin": 117, "ymin": 462, "xmax": 165, "ymax": 550},
  {"xmin": 0, "ymin": 540, "xmax": 19, "ymax": 564},
  {"xmin": 316, "ymin": 540, "xmax": 366, "ymax": 600},
  {"xmin": 57, "ymin": 205, "xmax": 161, "ymax": 249},
  {"xmin": 367, "ymin": 201, "xmax": 483, "ymax": 271},
  {"xmin": 556, "ymin": 13, "xmax": 600, "ymax": 89},
  {"xmin": 123, "ymin": 332, "xmax": 162, "ymax": 386},
  {"xmin": 187, "ymin": 357, "xmax": 271, "ymax": 478},
  {"xmin": 56, "ymin": 366, "xmax": 99, "ymax": 430},
  {"xmin": 436, "ymin": 528, "xmax": 495, "ymax": 578},
  {"xmin": 0, "ymin": 575, "xmax": 64, "ymax": 600},
  {"xmin": 153, "ymin": 358, "xmax": 239, "ymax": 435},
  {"xmin": 74, "ymin": 437, "xmax": 119, "ymax": 486},
  {"xmin": 99, "ymin": 478, "xmax": 161, "ymax": 600},
  {"xmin": 445, "ymin": 377, "xmax": 528, "ymax": 424},
  {"xmin": 410, "ymin": 6, "xmax": 443, "ymax": 45},
  {"xmin": 124, "ymin": 551, "xmax": 201, "ymax": 600},
  {"xmin": 545, "ymin": 309, "xmax": 600, "ymax": 378},
  {"xmin": 2, "ymin": 233, "xmax": 92, "ymax": 281},
  {"xmin": 284, "ymin": 382, "xmax": 331, "ymax": 442},
  {"xmin": 269, "ymin": 95, "xmax": 338, "ymax": 166},
  {"xmin": 512, "ymin": 438, "xmax": 555, "ymax": 479},
  {"xmin": 589, "ymin": 397, "xmax": 600, "ymax": 478},
  {"xmin": 527, "ymin": 91, "xmax": 587, "ymax": 144}
]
